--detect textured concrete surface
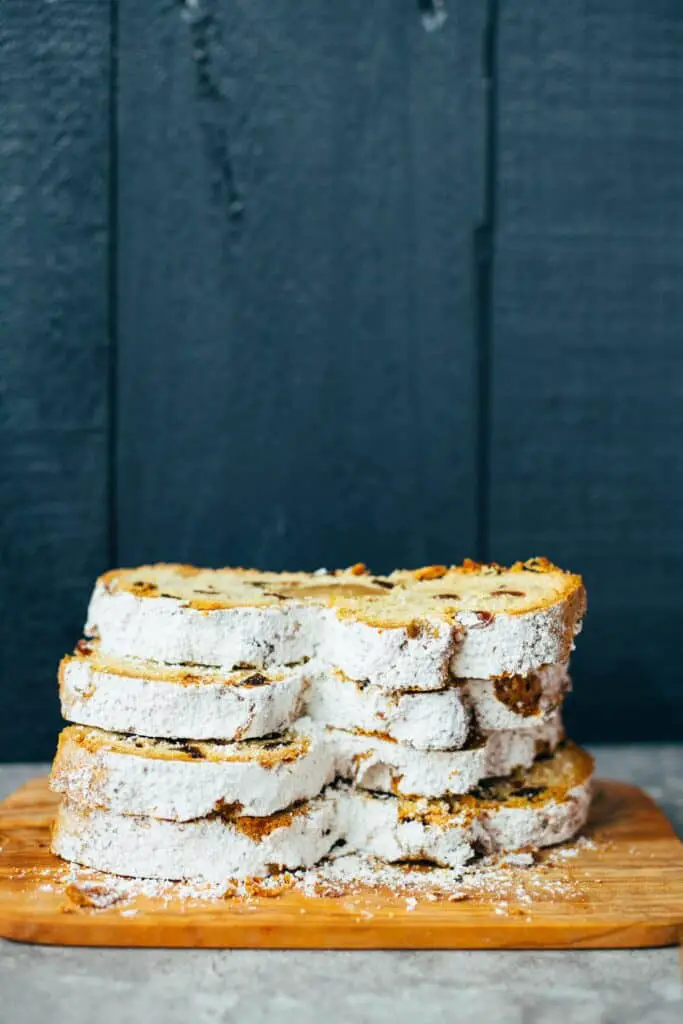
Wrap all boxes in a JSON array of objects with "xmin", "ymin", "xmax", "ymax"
[{"xmin": 1, "ymin": 747, "xmax": 681, "ymax": 1024}]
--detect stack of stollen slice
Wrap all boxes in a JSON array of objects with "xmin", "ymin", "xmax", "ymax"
[{"xmin": 49, "ymin": 558, "xmax": 594, "ymax": 883}]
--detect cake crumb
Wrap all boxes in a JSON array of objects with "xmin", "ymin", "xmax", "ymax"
[
  {"xmin": 53, "ymin": 836, "xmax": 595, "ymax": 912},
  {"xmin": 65, "ymin": 882, "xmax": 124, "ymax": 910}
]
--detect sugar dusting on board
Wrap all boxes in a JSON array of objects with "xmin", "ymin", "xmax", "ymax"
[{"xmin": 55, "ymin": 836, "xmax": 598, "ymax": 917}]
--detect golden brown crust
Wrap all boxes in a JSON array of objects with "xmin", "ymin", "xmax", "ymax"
[
  {"xmin": 60, "ymin": 645, "xmax": 290, "ymax": 688},
  {"xmin": 94, "ymin": 558, "xmax": 585, "ymax": 626},
  {"xmin": 230, "ymin": 802, "xmax": 309, "ymax": 841},
  {"xmin": 397, "ymin": 742, "xmax": 593, "ymax": 826},
  {"xmin": 55, "ymin": 725, "xmax": 311, "ymax": 769},
  {"xmin": 393, "ymin": 557, "xmax": 585, "ymax": 618},
  {"xmin": 413, "ymin": 565, "xmax": 448, "ymax": 581}
]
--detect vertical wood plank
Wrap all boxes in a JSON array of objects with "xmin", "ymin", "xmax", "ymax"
[
  {"xmin": 491, "ymin": 1, "xmax": 683, "ymax": 740},
  {"xmin": 0, "ymin": 1, "xmax": 111, "ymax": 759},
  {"xmin": 117, "ymin": 0, "xmax": 486, "ymax": 572}
]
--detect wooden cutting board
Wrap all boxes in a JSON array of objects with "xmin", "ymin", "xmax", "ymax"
[{"xmin": 0, "ymin": 776, "xmax": 681, "ymax": 949}]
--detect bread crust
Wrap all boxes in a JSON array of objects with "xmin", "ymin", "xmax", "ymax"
[
  {"xmin": 59, "ymin": 645, "xmax": 306, "ymax": 742},
  {"xmin": 52, "ymin": 794, "xmax": 340, "ymax": 881},
  {"xmin": 86, "ymin": 559, "xmax": 585, "ymax": 688},
  {"xmin": 338, "ymin": 741, "xmax": 592, "ymax": 868},
  {"xmin": 49, "ymin": 719, "xmax": 334, "ymax": 820},
  {"xmin": 331, "ymin": 711, "xmax": 564, "ymax": 798},
  {"xmin": 51, "ymin": 743, "xmax": 593, "ymax": 879}
]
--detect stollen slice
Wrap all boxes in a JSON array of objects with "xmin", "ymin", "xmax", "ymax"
[
  {"xmin": 49, "ymin": 718, "xmax": 334, "ymax": 821},
  {"xmin": 51, "ymin": 744, "xmax": 593, "ymax": 880},
  {"xmin": 51, "ymin": 792, "xmax": 339, "ymax": 882},
  {"xmin": 59, "ymin": 640, "xmax": 307, "ymax": 741},
  {"xmin": 85, "ymin": 559, "xmax": 585, "ymax": 690},
  {"xmin": 331, "ymin": 711, "xmax": 564, "ymax": 798},
  {"xmin": 305, "ymin": 663, "xmax": 569, "ymax": 751},
  {"xmin": 334, "ymin": 740, "xmax": 593, "ymax": 868}
]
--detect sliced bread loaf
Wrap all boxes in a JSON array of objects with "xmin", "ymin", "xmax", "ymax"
[
  {"xmin": 85, "ymin": 559, "xmax": 585, "ymax": 689},
  {"xmin": 59, "ymin": 641, "xmax": 306, "ymax": 741},
  {"xmin": 331, "ymin": 711, "xmax": 564, "ymax": 798},
  {"xmin": 59, "ymin": 640, "xmax": 568, "ymax": 751},
  {"xmin": 51, "ymin": 743, "xmax": 592, "ymax": 880},
  {"xmin": 335, "ymin": 741, "xmax": 593, "ymax": 868},
  {"xmin": 305, "ymin": 664, "xmax": 569, "ymax": 751},
  {"xmin": 51, "ymin": 792, "xmax": 339, "ymax": 881},
  {"xmin": 49, "ymin": 719, "xmax": 334, "ymax": 820}
]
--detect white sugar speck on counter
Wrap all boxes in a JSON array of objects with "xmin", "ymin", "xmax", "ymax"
[
  {"xmin": 501, "ymin": 852, "xmax": 535, "ymax": 868},
  {"xmin": 55, "ymin": 836, "xmax": 594, "ymax": 913}
]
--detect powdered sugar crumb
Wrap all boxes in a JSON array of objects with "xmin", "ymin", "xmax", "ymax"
[
  {"xmin": 55, "ymin": 835, "xmax": 595, "ymax": 914},
  {"xmin": 500, "ymin": 852, "xmax": 535, "ymax": 868},
  {"xmin": 545, "ymin": 836, "xmax": 596, "ymax": 862}
]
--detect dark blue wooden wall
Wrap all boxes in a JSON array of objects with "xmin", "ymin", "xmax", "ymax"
[{"xmin": 2, "ymin": 1, "xmax": 682, "ymax": 759}]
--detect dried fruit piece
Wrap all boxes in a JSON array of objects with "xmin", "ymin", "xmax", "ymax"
[{"xmin": 414, "ymin": 565, "xmax": 448, "ymax": 581}]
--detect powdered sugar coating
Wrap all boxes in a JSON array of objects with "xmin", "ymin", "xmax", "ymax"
[
  {"xmin": 60, "ymin": 653, "xmax": 569, "ymax": 750},
  {"xmin": 86, "ymin": 589, "xmax": 319, "ymax": 670},
  {"xmin": 52, "ymin": 794, "xmax": 340, "ymax": 881},
  {"xmin": 86, "ymin": 566, "xmax": 583, "ymax": 690},
  {"xmin": 450, "ymin": 606, "xmax": 581, "ymax": 679},
  {"xmin": 331, "ymin": 712, "xmax": 564, "ymax": 797},
  {"xmin": 332, "ymin": 788, "xmax": 473, "ymax": 869},
  {"xmin": 51, "ymin": 771, "xmax": 592, "ymax": 880},
  {"xmin": 86, "ymin": 590, "xmax": 457, "ymax": 693},
  {"xmin": 322, "ymin": 615, "xmax": 455, "ymax": 691},
  {"xmin": 306, "ymin": 664, "xmax": 569, "ymax": 750},
  {"xmin": 305, "ymin": 668, "xmax": 470, "ymax": 750},
  {"xmin": 335, "ymin": 780, "xmax": 592, "ymax": 869},
  {"xmin": 50, "ymin": 718, "xmax": 334, "ymax": 820},
  {"xmin": 59, "ymin": 655, "xmax": 306, "ymax": 741}
]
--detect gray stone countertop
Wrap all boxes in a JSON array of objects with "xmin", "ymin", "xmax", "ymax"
[{"xmin": 1, "ymin": 746, "xmax": 682, "ymax": 1024}]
